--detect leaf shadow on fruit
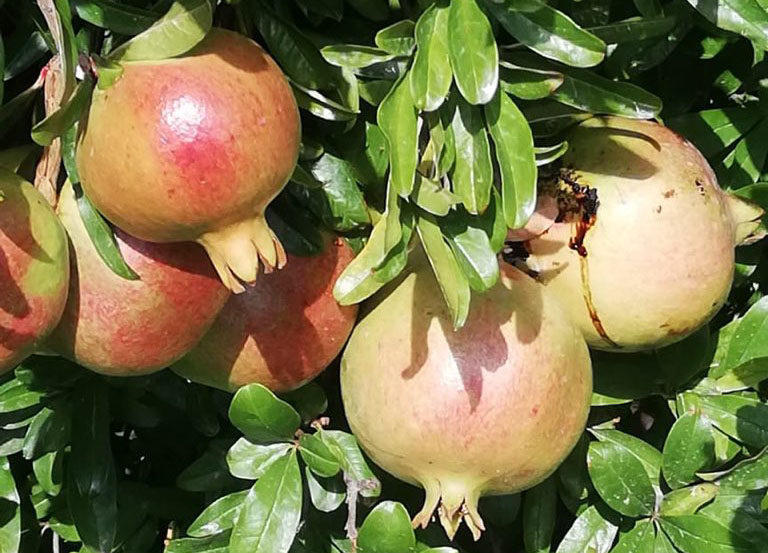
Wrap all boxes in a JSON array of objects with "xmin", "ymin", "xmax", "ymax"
[
  {"xmin": 566, "ymin": 124, "xmax": 660, "ymax": 180},
  {"xmin": 0, "ymin": 181, "xmax": 53, "ymax": 264},
  {"xmin": 401, "ymin": 266, "xmax": 543, "ymax": 412},
  {"xmin": 187, "ymin": 30, "xmax": 272, "ymax": 75}
]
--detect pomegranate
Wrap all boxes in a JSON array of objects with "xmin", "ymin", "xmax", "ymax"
[
  {"xmin": 45, "ymin": 182, "xmax": 230, "ymax": 376},
  {"xmin": 173, "ymin": 236, "xmax": 358, "ymax": 392},
  {"xmin": 76, "ymin": 29, "xmax": 301, "ymax": 293},
  {"xmin": 341, "ymin": 252, "xmax": 591, "ymax": 539},
  {"xmin": 0, "ymin": 171, "xmax": 69, "ymax": 372},
  {"xmin": 510, "ymin": 116, "xmax": 762, "ymax": 352}
]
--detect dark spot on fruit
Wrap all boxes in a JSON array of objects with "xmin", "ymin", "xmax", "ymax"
[
  {"xmin": 695, "ymin": 178, "xmax": 706, "ymax": 196},
  {"xmin": 663, "ymin": 189, "xmax": 675, "ymax": 198},
  {"xmin": 531, "ymin": 405, "xmax": 539, "ymax": 416},
  {"xmin": 656, "ymin": 205, "xmax": 662, "ymax": 214}
]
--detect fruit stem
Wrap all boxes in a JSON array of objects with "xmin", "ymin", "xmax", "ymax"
[
  {"xmin": 724, "ymin": 192, "xmax": 764, "ymax": 246},
  {"xmin": 198, "ymin": 215, "xmax": 286, "ymax": 293},
  {"xmin": 413, "ymin": 478, "xmax": 486, "ymax": 541}
]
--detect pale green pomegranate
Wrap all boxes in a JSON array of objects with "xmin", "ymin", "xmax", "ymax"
[
  {"xmin": 341, "ymin": 252, "xmax": 592, "ymax": 539},
  {"xmin": 513, "ymin": 116, "xmax": 762, "ymax": 352}
]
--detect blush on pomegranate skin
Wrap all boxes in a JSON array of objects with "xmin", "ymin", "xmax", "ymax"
[
  {"xmin": 0, "ymin": 172, "xmax": 69, "ymax": 373},
  {"xmin": 173, "ymin": 236, "xmax": 358, "ymax": 393},
  {"xmin": 76, "ymin": 29, "xmax": 301, "ymax": 293},
  {"xmin": 45, "ymin": 183, "xmax": 230, "ymax": 377}
]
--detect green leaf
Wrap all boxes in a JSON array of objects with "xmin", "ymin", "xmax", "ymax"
[
  {"xmin": 22, "ymin": 404, "xmax": 70, "ymax": 460},
  {"xmin": 662, "ymin": 412, "xmax": 716, "ymax": 489},
  {"xmin": 3, "ymin": 32, "xmax": 48, "ymax": 82},
  {"xmin": 535, "ymin": 142, "xmax": 569, "ymax": 166},
  {"xmin": 718, "ymin": 447, "xmax": 768, "ymax": 490},
  {"xmin": 226, "ymin": 440, "xmax": 292, "ymax": 480},
  {"xmin": 109, "ymin": 0, "xmax": 212, "ymax": 62},
  {"xmin": 668, "ymin": 106, "xmax": 763, "ymax": 159},
  {"xmin": 660, "ymin": 483, "xmax": 718, "ymax": 516},
  {"xmin": 412, "ymin": 174, "xmax": 459, "ymax": 216},
  {"xmin": 228, "ymin": 384, "xmax": 301, "ymax": 444},
  {"xmin": 612, "ymin": 521, "xmax": 655, "ymax": 553},
  {"xmin": 378, "ymin": 72, "xmax": 419, "ymax": 196},
  {"xmin": 417, "ymin": 214, "xmax": 471, "ymax": 329},
  {"xmin": 93, "ymin": 55, "xmax": 124, "ymax": 90},
  {"xmin": 485, "ymin": 0, "xmax": 605, "ymax": 68},
  {"xmin": 177, "ymin": 441, "xmax": 234, "ymax": 492},
  {"xmin": 698, "ymin": 394, "xmax": 768, "ymax": 449},
  {"xmin": 357, "ymin": 501, "xmax": 415, "ymax": 553},
  {"xmin": 485, "ymin": 90, "xmax": 537, "ymax": 229},
  {"xmin": 661, "ymin": 514, "xmax": 761, "ymax": 553},
  {"xmin": 295, "ymin": 155, "xmax": 370, "ymax": 231},
  {"xmin": 655, "ymin": 530, "xmax": 677, "ymax": 553},
  {"xmin": 166, "ymin": 531, "xmax": 231, "ymax": 553},
  {"xmin": 479, "ymin": 187, "xmax": 508, "ymax": 252},
  {"xmin": 555, "ymin": 505, "xmax": 618, "ymax": 553},
  {"xmin": 376, "ymin": 20, "xmax": 415, "ymax": 56},
  {"xmin": 0, "ymin": 146, "xmax": 39, "ymax": 173},
  {"xmin": 717, "ymin": 118, "xmax": 768, "ymax": 188},
  {"xmin": 553, "ymin": 66, "xmax": 662, "ymax": 118},
  {"xmin": 410, "ymin": 4, "xmax": 452, "ymax": 111},
  {"xmin": 499, "ymin": 64, "xmax": 564, "ymax": 100},
  {"xmin": 448, "ymin": 0, "xmax": 498, "ymax": 105},
  {"xmin": 0, "ymin": 457, "xmax": 20, "ymax": 553},
  {"xmin": 523, "ymin": 477, "xmax": 556, "ymax": 553},
  {"xmin": 449, "ymin": 96, "xmax": 493, "ymax": 214},
  {"xmin": 72, "ymin": 0, "xmax": 157, "ymax": 35},
  {"xmin": 292, "ymin": 83, "xmax": 358, "ymax": 121},
  {"xmin": 299, "ymin": 434, "xmax": 342, "ymax": 478},
  {"xmin": 587, "ymin": 441, "xmax": 656, "ymax": 517},
  {"xmin": 31, "ymin": 78, "xmax": 94, "ymax": 146},
  {"xmin": 74, "ymin": 184, "xmax": 140, "ymax": 280},
  {"xmin": 686, "ymin": 0, "xmax": 768, "ymax": 51},
  {"xmin": 34, "ymin": 451, "xmax": 63, "ymax": 496},
  {"xmin": 0, "ymin": 379, "xmax": 42, "ymax": 414},
  {"xmin": 251, "ymin": 7, "xmax": 335, "ymax": 89},
  {"xmin": 332, "ymin": 211, "xmax": 411, "ymax": 305},
  {"xmin": 321, "ymin": 45, "xmax": 395, "ymax": 69},
  {"xmin": 442, "ymin": 213, "xmax": 499, "ymax": 292},
  {"xmin": 305, "ymin": 468, "xmax": 346, "ymax": 513},
  {"xmin": 590, "ymin": 429, "xmax": 662, "ymax": 484},
  {"xmin": 589, "ymin": 16, "xmax": 677, "ymax": 44},
  {"xmin": 716, "ymin": 296, "xmax": 768, "ymax": 389},
  {"xmin": 230, "ymin": 450, "xmax": 302, "ymax": 553},
  {"xmin": 188, "ymin": 490, "xmax": 248, "ymax": 538},
  {"xmin": 0, "ymin": 85, "xmax": 44, "ymax": 142},
  {"xmin": 53, "ymin": 0, "xmax": 79, "ymax": 96},
  {"xmin": 67, "ymin": 379, "xmax": 117, "ymax": 553},
  {"xmin": 280, "ymin": 383, "xmax": 328, "ymax": 424},
  {"xmin": 317, "ymin": 430, "xmax": 381, "ymax": 498}
]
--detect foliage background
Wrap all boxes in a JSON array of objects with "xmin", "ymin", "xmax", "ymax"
[{"xmin": 4, "ymin": 0, "xmax": 768, "ymax": 552}]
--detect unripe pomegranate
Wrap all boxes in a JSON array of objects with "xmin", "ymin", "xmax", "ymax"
[
  {"xmin": 0, "ymin": 172, "xmax": 69, "ymax": 372},
  {"xmin": 173, "ymin": 236, "xmax": 357, "ymax": 392},
  {"xmin": 341, "ymin": 253, "xmax": 592, "ymax": 539},
  {"xmin": 46, "ymin": 183, "xmax": 230, "ymax": 376},
  {"xmin": 509, "ymin": 116, "xmax": 762, "ymax": 352},
  {"xmin": 76, "ymin": 29, "xmax": 301, "ymax": 293}
]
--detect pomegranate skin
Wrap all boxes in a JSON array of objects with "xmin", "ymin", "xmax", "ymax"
[
  {"xmin": 341, "ymin": 255, "xmax": 591, "ymax": 539},
  {"xmin": 173, "ymin": 237, "xmax": 358, "ymax": 392},
  {"xmin": 517, "ymin": 116, "xmax": 755, "ymax": 351},
  {"xmin": 76, "ymin": 29, "xmax": 301, "ymax": 292},
  {"xmin": 0, "ymin": 171, "xmax": 69, "ymax": 373},
  {"xmin": 46, "ymin": 183, "xmax": 230, "ymax": 376}
]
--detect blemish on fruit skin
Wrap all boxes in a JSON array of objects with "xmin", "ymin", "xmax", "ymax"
[
  {"xmin": 663, "ymin": 189, "xmax": 675, "ymax": 198},
  {"xmin": 655, "ymin": 205, "xmax": 662, "ymax": 214},
  {"xmin": 531, "ymin": 405, "xmax": 539, "ymax": 416}
]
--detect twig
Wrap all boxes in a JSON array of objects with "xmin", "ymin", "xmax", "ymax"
[{"xmin": 34, "ymin": 0, "xmax": 68, "ymax": 207}]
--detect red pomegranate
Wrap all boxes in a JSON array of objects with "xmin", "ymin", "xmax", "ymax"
[
  {"xmin": 173, "ymin": 236, "xmax": 358, "ymax": 392},
  {"xmin": 509, "ymin": 116, "xmax": 762, "ymax": 351},
  {"xmin": 341, "ymin": 252, "xmax": 592, "ymax": 539},
  {"xmin": 76, "ymin": 29, "xmax": 301, "ymax": 292},
  {"xmin": 0, "ymin": 171, "xmax": 69, "ymax": 373},
  {"xmin": 45, "ymin": 183, "xmax": 230, "ymax": 376}
]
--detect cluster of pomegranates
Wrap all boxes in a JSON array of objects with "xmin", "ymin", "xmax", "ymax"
[{"xmin": 0, "ymin": 28, "xmax": 760, "ymax": 541}]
